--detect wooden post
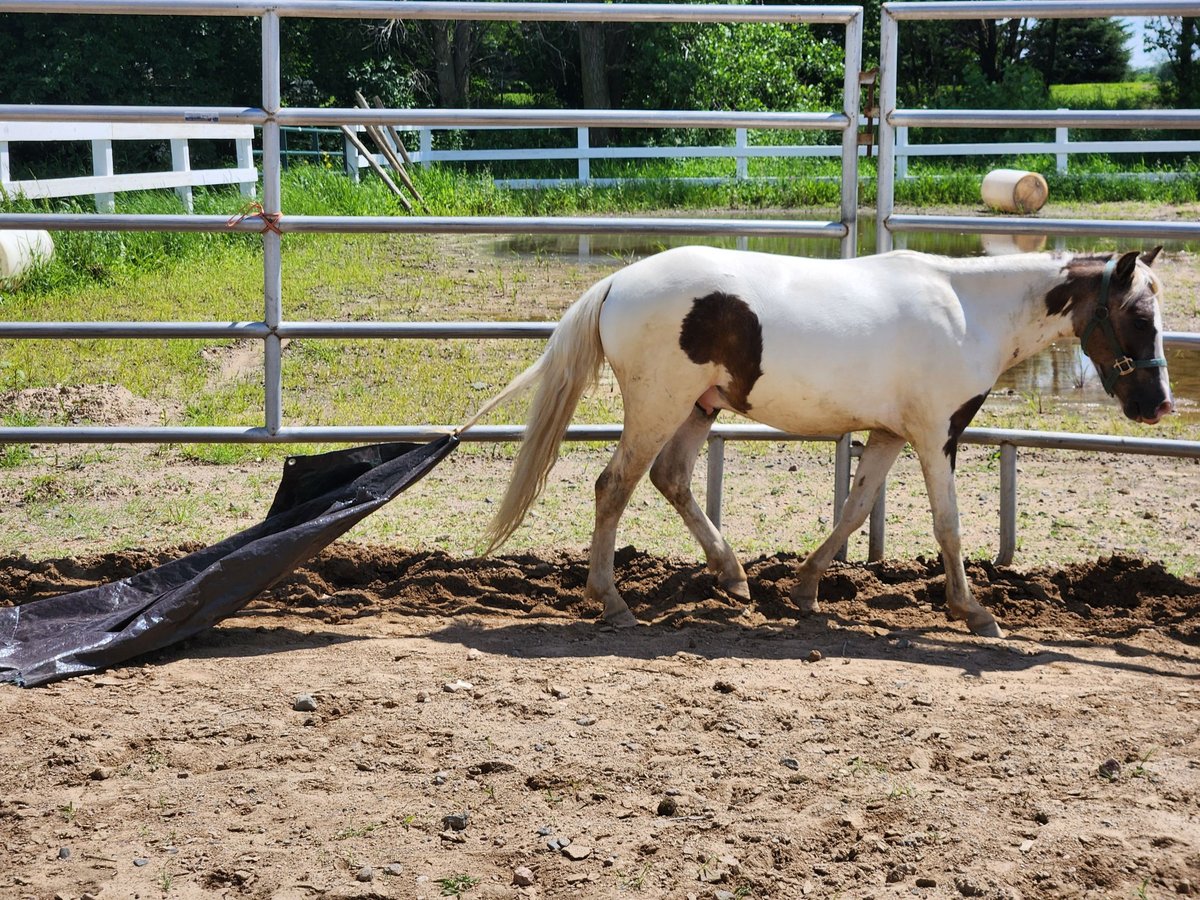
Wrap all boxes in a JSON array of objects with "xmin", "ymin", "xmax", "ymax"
[
  {"xmin": 236, "ymin": 135, "xmax": 256, "ymax": 198},
  {"xmin": 343, "ymin": 129, "xmax": 360, "ymax": 182},
  {"xmin": 92, "ymin": 138, "xmax": 115, "ymax": 213},
  {"xmin": 170, "ymin": 137, "xmax": 194, "ymax": 213},
  {"xmin": 578, "ymin": 127, "xmax": 590, "ymax": 184}
]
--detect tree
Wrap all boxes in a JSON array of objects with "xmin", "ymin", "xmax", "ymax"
[
  {"xmin": 1148, "ymin": 17, "xmax": 1200, "ymax": 106},
  {"xmin": 431, "ymin": 21, "xmax": 474, "ymax": 108},
  {"xmin": 1024, "ymin": 17, "xmax": 1131, "ymax": 85}
]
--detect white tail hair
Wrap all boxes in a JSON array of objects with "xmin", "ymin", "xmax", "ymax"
[{"xmin": 457, "ymin": 275, "xmax": 613, "ymax": 554}]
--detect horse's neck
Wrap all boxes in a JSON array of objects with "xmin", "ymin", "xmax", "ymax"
[{"xmin": 950, "ymin": 256, "xmax": 1075, "ymax": 368}]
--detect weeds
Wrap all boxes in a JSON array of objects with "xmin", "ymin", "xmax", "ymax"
[
  {"xmin": 622, "ymin": 863, "xmax": 653, "ymax": 891},
  {"xmin": 1131, "ymin": 747, "xmax": 1159, "ymax": 780},
  {"xmin": 334, "ymin": 821, "xmax": 388, "ymax": 840},
  {"xmin": 438, "ymin": 873, "xmax": 480, "ymax": 897}
]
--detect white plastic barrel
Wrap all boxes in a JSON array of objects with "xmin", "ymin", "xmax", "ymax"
[
  {"xmin": 0, "ymin": 230, "xmax": 54, "ymax": 282},
  {"xmin": 981, "ymin": 169, "xmax": 1049, "ymax": 214}
]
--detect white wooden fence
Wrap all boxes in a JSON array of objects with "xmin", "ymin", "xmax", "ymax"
[
  {"xmin": 0, "ymin": 123, "xmax": 257, "ymax": 212},
  {"xmin": 341, "ymin": 122, "xmax": 1200, "ymax": 188},
  {"xmin": 894, "ymin": 123, "xmax": 1200, "ymax": 178}
]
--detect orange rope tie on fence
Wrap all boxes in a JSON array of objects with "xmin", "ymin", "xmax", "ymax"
[{"xmin": 226, "ymin": 200, "xmax": 283, "ymax": 236}]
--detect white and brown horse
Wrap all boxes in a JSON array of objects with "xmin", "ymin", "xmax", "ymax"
[{"xmin": 465, "ymin": 247, "xmax": 1172, "ymax": 637}]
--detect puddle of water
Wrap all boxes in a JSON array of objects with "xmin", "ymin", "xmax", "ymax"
[{"xmin": 493, "ymin": 216, "xmax": 1200, "ymax": 425}]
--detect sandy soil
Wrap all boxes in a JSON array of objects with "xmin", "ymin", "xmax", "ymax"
[{"xmin": 2, "ymin": 540, "xmax": 1199, "ymax": 900}]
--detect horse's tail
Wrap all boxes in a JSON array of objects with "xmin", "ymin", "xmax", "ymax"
[{"xmin": 462, "ymin": 274, "xmax": 613, "ymax": 554}]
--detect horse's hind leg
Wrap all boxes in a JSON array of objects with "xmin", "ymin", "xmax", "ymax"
[
  {"xmin": 587, "ymin": 402, "xmax": 696, "ymax": 628},
  {"xmin": 791, "ymin": 430, "xmax": 905, "ymax": 614},
  {"xmin": 649, "ymin": 406, "xmax": 749, "ymax": 599}
]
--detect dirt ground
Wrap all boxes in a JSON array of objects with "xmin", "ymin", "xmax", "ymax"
[{"xmin": 2, "ymin": 536, "xmax": 1200, "ymax": 900}]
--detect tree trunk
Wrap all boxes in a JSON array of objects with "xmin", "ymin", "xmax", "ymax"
[
  {"xmin": 1178, "ymin": 18, "xmax": 1198, "ymax": 106},
  {"xmin": 453, "ymin": 21, "xmax": 472, "ymax": 107},
  {"xmin": 433, "ymin": 21, "xmax": 472, "ymax": 107},
  {"xmin": 579, "ymin": 22, "xmax": 610, "ymax": 145}
]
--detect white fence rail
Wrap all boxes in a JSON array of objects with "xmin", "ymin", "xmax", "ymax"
[
  {"xmin": 893, "ymin": 124, "xmax": 1200, "ymax": 178},
  {"xmin": 345, "ymin": 123, "xmax": 1200, "ymax": 188},
  {"xmin": 0, "ymin": 122, "xmax": 256, "ymax": 212}
]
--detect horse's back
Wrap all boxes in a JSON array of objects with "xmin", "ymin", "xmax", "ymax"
[{"xmin": 596, "ymin": 246, "xmax": 982, "ymax": 436}]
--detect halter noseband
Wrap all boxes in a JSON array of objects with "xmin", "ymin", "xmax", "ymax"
[{"xmin": 1078, "ymin": 257, "xmax": 1167, "ymax": 396}]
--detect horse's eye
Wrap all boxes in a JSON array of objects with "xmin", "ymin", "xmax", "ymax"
[{"xmin": 1133, "ymin": 318, "xmax": 1152, "ymax": 332}]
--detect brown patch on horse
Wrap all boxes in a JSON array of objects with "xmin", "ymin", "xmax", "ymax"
[
  {"xmin": 1043, "ymin": 251, "xmax": 1146, "ymax": 325},
  {"xmin": 679, "ymin": 292, "xmax": 763, "ymax": 413},
  {"xmin": 943, "ymin": 392, "xmax": 989, "ymax": 470},
  {"xmin": 1043, "ymin": 255, "xmax": 1113, "ymax": 318}
]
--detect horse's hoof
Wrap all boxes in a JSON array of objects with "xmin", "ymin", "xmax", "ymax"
[
  {"xmin": 969, "ymin": 617, "xmax": 1005, "ymax": 639},
  {"xmin": 789, "ymin": 588, "xmax": 821, "ymax": 615},
  {"xmin": 604, "ymin": 609, "xmax": 639, "ymax": 629},
  {"xmin": 720, "ymin": 576, "xmax": 751, "ymax": 601}
]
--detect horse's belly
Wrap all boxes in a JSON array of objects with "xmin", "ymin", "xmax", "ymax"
[{"xmin": 741, "ymin": 377, "xmax": 895, "ymax": 436}]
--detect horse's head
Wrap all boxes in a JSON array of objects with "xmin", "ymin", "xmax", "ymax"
[{"xmin": 1048, "ymin": 248, "xmax": 1173, "ymax": 425}]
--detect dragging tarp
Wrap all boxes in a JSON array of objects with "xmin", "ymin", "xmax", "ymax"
[{"xmin": 0, "ymin": 436, "xmax": 458, "ymax": 687}]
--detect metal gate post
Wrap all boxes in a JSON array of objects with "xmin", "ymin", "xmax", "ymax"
[
  {"xmin": 833, "ymin": 433, "xmax": 852, "ymax": 561},
  {"xmin": 868, "ymin": 481, "xmax": 886, "ymax": 561},
  {"xmin": 261, "ymin": 10, "xmax": 284, "ymax": 435},
  {"xmin": 839, "ymin": 8, "xmax": 863, "ymax": 258},
  {"xmin": 876, "ymin": 6, "xmax": 899, "ymax": 253},
  {"xmin": 706, "ymin": 435, "xmax": 725, "ymax": 532},
  {"xmin": 997, "ymin": 442, "xmax": 1017, "ymax": 565}
]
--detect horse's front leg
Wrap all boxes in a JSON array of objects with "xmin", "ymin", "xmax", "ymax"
[
  {"xmin": 914, "ymin": 441, "xmax": 1004, "ymax": 638},
  {"xmin": 791, "ymin": 430, "xmax": 905, "ymax": 614}
]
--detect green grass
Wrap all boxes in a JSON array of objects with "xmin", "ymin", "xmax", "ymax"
[{"xmin": 1050, "ymin": 81, "xmax": 1160, "ymax": 109}]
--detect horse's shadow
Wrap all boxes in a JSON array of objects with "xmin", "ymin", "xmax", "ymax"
[{"xmin": 418, "ymin": 610, "xmax": 1200, "ymax": 682}]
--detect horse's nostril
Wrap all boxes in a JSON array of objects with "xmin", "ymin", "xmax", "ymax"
[{"xmin": 1157, "ymin": 399, "xmax": 1175, "ymax": 418}]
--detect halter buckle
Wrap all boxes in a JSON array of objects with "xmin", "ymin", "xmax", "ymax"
[{"xmin": 1114, "ymin": 356, "xmax": 1135, "ymax": 376}]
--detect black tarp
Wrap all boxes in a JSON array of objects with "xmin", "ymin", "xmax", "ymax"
[{"xmin": 0, "ymin": 436, "xmax": 457, "ymax": 687}]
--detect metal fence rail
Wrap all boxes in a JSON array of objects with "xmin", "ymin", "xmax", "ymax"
[
  {"xmin": 874, "ymin": 0, "xmax": 1200, "ymax": 563},
  {"xmin": 0, "ymin": 0, "xmax": 863, "ymax": 450},
  {"xmin": 877, "ymin": 0, "xmax": 1200, "ymax": 254},
  {"xmin": 1, "ymin": 0, "xmax": 1197, "ymax": 568}
]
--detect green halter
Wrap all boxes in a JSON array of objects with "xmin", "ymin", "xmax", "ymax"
[{"xmin": 1078, "ymin": 257, "xmax": 1167, "ymax": 396}]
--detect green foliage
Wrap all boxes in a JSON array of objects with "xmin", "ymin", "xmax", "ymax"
[
  {"xmin": 1146, "ymin": 17, "xmax": 1200, "ymax": 107},
  {"xmin": 438, "ymin": 873, "xmax": 479, "ymax": 897},
  {"xmin": 684, "ymin": 23, "xmax": 842, "ymax": 112},
  {"xmin": 1050, "ymin": 82, "xmax": 1162, "ymax": 109},
  {"xmin": 1025, "ymin": 18, "xmax": 1131, "ymax": 86}
]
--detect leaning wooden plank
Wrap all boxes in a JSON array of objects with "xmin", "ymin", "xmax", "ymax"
[
  {"xmin": 355, "ymin": 92, "xmax": 426, "ymax": 209},
  {"xmin": 366, "ymin": 123, "xmax": 427, "ymax": 212},
  {"xmin": 339, "ymin": 125, "xmax": 412, "ymax": 211},
  {"xmin": 370, "ymin": 94, "xmax": 415, "ymax": 167}
]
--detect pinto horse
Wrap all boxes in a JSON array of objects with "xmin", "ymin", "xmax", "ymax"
[{"xmin": 465, "ymin": 247, "xmax": 1172, "ymax": 637}]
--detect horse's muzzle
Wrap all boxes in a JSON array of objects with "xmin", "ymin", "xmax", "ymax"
[{"xmin": 1133, "ymin": 398, "xmax": 1174, "ymax": 425}]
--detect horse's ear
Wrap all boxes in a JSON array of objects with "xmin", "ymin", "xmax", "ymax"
[
  {"xmin": 1140, "ymin": 246, "xmax": 1163, "ymax": 267},
  {"xmin": 1114, "ymin": 250, "xmax": 1139, "ymax": 285}
]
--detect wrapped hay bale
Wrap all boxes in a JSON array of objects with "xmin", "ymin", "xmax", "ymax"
[
  {"xmin": 0, "ymin": 229, "xmax": 54, "ymax": 283},
  {"xmin": 980, "ymin": 233, "xmax": 1047, "ymax": 256},
  {"xmin": 981, "ymin": 169, "xmax": 1049, "ymax": 213}
]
